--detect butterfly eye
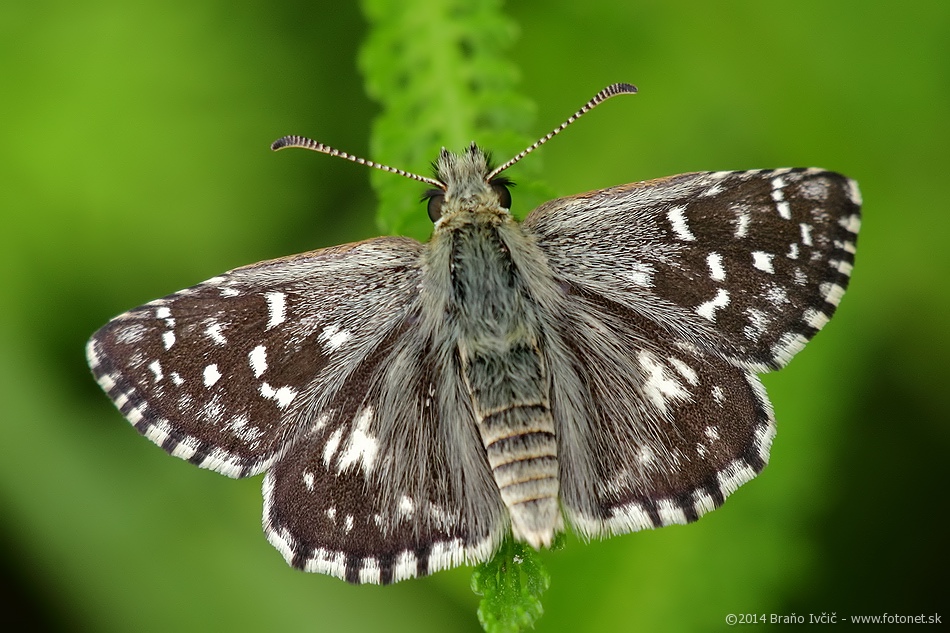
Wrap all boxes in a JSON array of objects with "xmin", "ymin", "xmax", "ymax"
[
  {"xmin": 491, "ymin": 181, "xmax": 512, "ymax": 209},
  {"xmin": 426, "ymin": 192, "xmax": 445, "ymax": 222}
]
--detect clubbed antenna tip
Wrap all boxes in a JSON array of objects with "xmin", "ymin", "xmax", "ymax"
[{"xmin": 486, "ymin": 83, "xmax": 638, "ymax": 180}]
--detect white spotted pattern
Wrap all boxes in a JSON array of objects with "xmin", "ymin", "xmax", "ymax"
[
  {"xmin": 87, "ymin": 153, "xmax": 859, "ymax": 587},
  {"xmin": 336, "ymin": 407, "xmax": 379, "ymax": 474},
  {"xmin": 666, "ymin": 205, "xmax": 695, "ymax": 241},
  {"xmin": 249, "ymin": 345, "xmax": 267, "ymax": 378},
  {"xmin": 695, "ymin": 288, "xmax": 730, "ymax": 321},
  {"xmin": 706, "ymin": 252, "xmax": 725, "ymax": 281},
  {"xmin": 320, "ymin": 325, "xmax": 351, "ymax": 351},
  {"xmin": 265, "ymin": 292, "xmax": 286, "ymax": 330},
  {"xmin": 752, "ymin": 251, "xmax": 775, "ymax": 274},
  {"xmin": 770, "ymin": 176, "xmax": 792, "ymax": 220},
  {"xmin": 205, "ymin": 321, "xmax": 227, "ymax": 345},
  {"xmin": 637, "ymin": 350, "xmax": 690, "ymax": 414},
  {"xmin": 203, "ymin": 364, "xmax": 221, "ymax": 387}
]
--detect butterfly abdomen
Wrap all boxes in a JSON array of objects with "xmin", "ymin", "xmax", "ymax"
[{"xmin": 445, "ymin": 219, "xmax": 563, "ymax": 548}]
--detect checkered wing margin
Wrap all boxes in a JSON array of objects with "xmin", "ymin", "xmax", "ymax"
[
  {"xmin": 523, "ymin": 168, "xmax": 860, "ymax": 536},
  {"xmin": 86, "ymin": 237, "xmax": 506, "ymax": 583}
]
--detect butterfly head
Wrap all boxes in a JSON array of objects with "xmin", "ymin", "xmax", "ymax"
[{"xmin": 423, "ymin": 143, "xmax": 513, "ymax": 225}]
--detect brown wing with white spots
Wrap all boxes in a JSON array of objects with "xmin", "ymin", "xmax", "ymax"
[
  {"xmin": 262, "ymin": 323, "xmax": 507, "ymax": 584},
  {"xmin": 524, "ymin": 168, "xmax": 861, "ymax": 371},
  {"xmin": 88, "ymin": 235, "xmax": 509, "ymax": 583},
  {"xmin": 522, "ymin": 168, "xmax": 859, "ymax": 536},
  {"xmin": 86, "ymin": 238, "xmax": 425, "ymax": 479},
  {"xmin": 541, "ymin": 287, "xmax": 775, "ymax": 537}
]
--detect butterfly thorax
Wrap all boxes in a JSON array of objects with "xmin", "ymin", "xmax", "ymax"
[{"xmin": 421, "ymin": 150, "xmax": 564, "ymax": 548}]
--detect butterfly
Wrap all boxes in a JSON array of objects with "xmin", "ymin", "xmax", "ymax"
[{"xmin": 87, "ymin": 83, "xmax": 861, "ymax": 584}]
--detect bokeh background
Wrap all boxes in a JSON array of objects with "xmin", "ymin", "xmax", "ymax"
[{"xmin": 2, "ymin": 1, "xmax": 947, "ymax": 631}]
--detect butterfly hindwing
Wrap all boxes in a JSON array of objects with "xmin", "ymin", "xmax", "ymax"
[
  {"xmin": 88, "ymin": 236, "xmax": 510, "ymax": 584},
  {"xmin": 524, "ymin": 168, "xmax": 859, "ymax": 536},
  {"xmin": 262, "ymin": 323, "xmax": 507, "ymax": 583},
  {"xmin": 544, "ymin": 287, "xmax": 774, "ymax": 538}
]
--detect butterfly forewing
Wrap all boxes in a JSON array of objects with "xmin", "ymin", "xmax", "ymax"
[
  {"xmin": 87, "ymin": 238, "xmax": 425, "ymax": 478},
  {"xmin": 524, "ymin": 168, "xmax": 859, "ymax": 537},
  {"xmin": 89, "ymin": 236, "xmax": 510, "ymax": 583},
  {"xmin": 524, "ymin": 168, "xmax": 861, "ymax": 371}
]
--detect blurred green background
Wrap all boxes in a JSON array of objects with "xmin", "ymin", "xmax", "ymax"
[{"xmin": 2, "ymin": 1, "xmax": 947, "ymax": 631}]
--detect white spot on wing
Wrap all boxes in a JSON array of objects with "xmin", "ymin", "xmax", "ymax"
[
  {"xmin": 337, "ymin": 407, "xmax": 379, "ymax": 474},
  {"xmin": 96, "ymin": 372, "xmax": 116, "ymax": 392},
  {"xmin": 799, "ymin": 222, "xmax": 814, "ymax": 246},
  {"xmin": 392, "ymin": 551, "xmax": 418, "ymax": 582},
  {"xmin": 205, "ymin": 321, "xmax": 227, "ymax": 345},
  {"xmin": 666, "ymin": 205, "xmax": 695, "ymax": 241},
  {"xmin": 265, "ymin": 292, "xmax": 286, "ymax": 330},
  {"xmin": 203, "ymin": 364, "xmax": 221, "ymax": 387},
  {"xmin": 320, "ymin": 325, "xmax": 351, "ymax": 351},
  {"xmin": 820, "ymin": 282, "xmax": 846, "ymax": 306},
  {"xmin": 743, "ymin": 308, "xmax": 768, "ymax": 341},
  {"xmin": 706, "ymin": 252, "xmax": 725, "ymax": 281},
  {"xmin": 764, "ymin": 284, "xmax": 788, "ymax": 307},
  {"xmin": 839, "ymin": 212, "xmax": 861, "ymax": 234},
  {"xmin": 358, "ymin": 558, "xmax": 381, "ymax": 584},
  {"xmin": 752, "ymin": 251, "xmax": 775, "ymax": 273},
  {"xmin": 733, "ymin": 207, "xmax": 750, "ymax": 238},
  {"xmin": 804, "ymin": 308, "xmax": 830, "ymax": 329},
  {"xmin": 260, "ymin": 382, "xmax": 297, "ymax": 408},
  {"xmin": 637, "ymin": 350, "xmax": 689, "ymax": 415},
  {"xmin": 668, "ymin": 357, "xmax": 699, "ymax": 385},
  {"xmin": 776, "ymin": 200, "xmax": 791, "ymax": 220},
  {"xmin": 846, "ymin": 180, "xmax": 862, "ymax": 206},
  {"xmin": 695, "ymin": 288, "xmax": 730, "ymax": 321},
  {"xmin": 398, "ymin": 495, "xmax": 414, "ymax": 518},
  {"xmin": 162, "ymin": 330, "xmax": 175, "ymax": 350},
  {"xmin": 323, "ymin": 429, "xmax": 343, "ymax": 467},
  {"xmin": 148, "ymin": 360, "xmax": 163, "ymax": 382},
  {"xmin": 249, "ymin": 345, "xmax": 267, "ymax": 378},
  {"xmin": 625, "ymin": 262, "xmax": 654, "ymax": 287},
  {"xmin": 771, "ymin": 176, "xmax": 792, "ymax": 219}
]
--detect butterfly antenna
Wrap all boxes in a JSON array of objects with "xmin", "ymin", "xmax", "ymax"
[
  {"xmin": 486, "ymin": 83, "xmax": 638, "ymax": 180},
  {"xmin": 271, "ymin": 135, "xmax": 444, "ymax": 189}
]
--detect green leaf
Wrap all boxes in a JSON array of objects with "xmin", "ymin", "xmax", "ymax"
[
  {"xmin": 359, "ymin": 0, "xmax": 549, "ymax": 239},
  {"xmin": 471, "ymin": 537, "xmax": 554, "ymax": 633}
]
